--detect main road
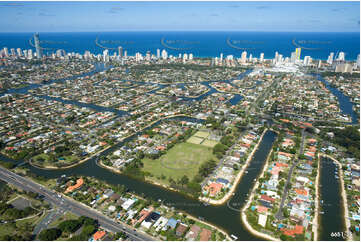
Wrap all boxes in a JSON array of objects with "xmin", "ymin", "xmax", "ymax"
[{"xmin": 0, "ymin": 166, "xmax": 153, "ymax": 241}]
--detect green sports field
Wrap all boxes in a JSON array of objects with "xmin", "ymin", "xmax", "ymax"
[{"xmin": 141, "ymin": 142, "xmax": 216, "ymax": 186}]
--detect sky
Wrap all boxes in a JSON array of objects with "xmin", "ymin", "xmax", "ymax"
[{"xmin": 0, "ymin": 1, "xmax": 360, "ymax": 32}]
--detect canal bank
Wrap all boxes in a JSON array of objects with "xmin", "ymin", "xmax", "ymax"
[
  {"xmin": 318, "ymin": 155, "xmax": 349, "ymax": 241},
  {"xmin": 315, "ymin": 74, "xmax": 359, "ymax": 125},
  {"xmin": 6, "ymin": 130, "xmax": 276, "ymax": 240}
]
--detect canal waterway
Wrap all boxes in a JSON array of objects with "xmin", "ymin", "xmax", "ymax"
[
  {"xmin": 315, "ymin": 74, "xmax": 359, "ymax": 125},
  {"xmin": 318, "ymin": 157, "xmax": 346, "ymax": 241}
]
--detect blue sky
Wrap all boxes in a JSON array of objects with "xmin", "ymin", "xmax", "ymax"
[{"xmin": 0, "ymin": 1, "xmax": 359, "ymax": 32}]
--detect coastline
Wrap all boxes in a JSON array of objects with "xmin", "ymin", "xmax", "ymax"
[
  {"xmin": 319, "ymin": 153, "xmax": 352, "ymax": 241},
  {"xmin": 199, "ymin": 128, "xmax": 268, "ymax": 205},
  {"xmin": 240, "ymin": 135, "xmax": 279, "ymax": 241}
]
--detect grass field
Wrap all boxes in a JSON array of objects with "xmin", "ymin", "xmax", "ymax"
[
  {"xmin": 201, "ymin": 139, "xmax": 218, "ymax": 148},
  {"xmin": 142, "ymin": 142, "xmax": 216, "ymax": 186},
  {"xmin": 187, "ymin": 130, "xmax": 218, "ymax": 148},
  {"xmin": 194, "ymin": 131, "xmax": 210, "ymax": 139},
  {"xmin": 187, "ymin": 136, "xmax": 204, "ymax": 144}
]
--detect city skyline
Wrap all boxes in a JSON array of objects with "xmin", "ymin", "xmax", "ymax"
[{"xmin": 0, "ymin": 1, "xmax": 360, "ymax": 32}]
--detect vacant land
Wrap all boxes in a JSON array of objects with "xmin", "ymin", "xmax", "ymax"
[{"xmin": 142, "ymin": 142, "xmax": 216, "ymax": 186}]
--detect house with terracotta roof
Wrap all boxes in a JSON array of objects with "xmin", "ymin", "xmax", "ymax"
[
  {"xmin": 185, "ymin": 225, "xmax": 201, "ymax": 240},
  {"xmin": 92, "ymin": 230, "xmax": 106, "ymax": 241},
  {"xmin": 65, "ymin": 177, "xmax": 83, "ymax": 193},
  {"xmin": 205, "ymin": 182, "xmax": 223, "ymax": 197},
  {"xmin": 175, "ymin": 223, "xmax": 188, "ymax": 237},
  {"xmin": 199, "ymin": 228, "xmax": 212, "ymax": 241},
  {"xmin": 281, "ymin": 225, "xmax": 304, "ymax": 237}
]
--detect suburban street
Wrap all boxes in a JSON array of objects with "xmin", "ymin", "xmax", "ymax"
[{"xmin": 0, "ymin": 166, "xmax": 153, "ymax": 241}]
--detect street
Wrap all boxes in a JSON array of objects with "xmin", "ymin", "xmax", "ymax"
[{"xmin": 0, "ymin": 166, "xmax": 153, "ymax": 241}]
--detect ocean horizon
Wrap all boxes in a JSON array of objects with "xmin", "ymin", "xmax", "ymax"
[{"xmin": 0, "ymin": 31, "xmax": 359, "ymax": 60}]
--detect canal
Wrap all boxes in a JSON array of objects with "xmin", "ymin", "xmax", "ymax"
[
  {"xmin": 319, "ymin": 157, "xmax": 346, "ymax": 241},
  {"xmin": 316, "ymin": 74, "xmax": 359, "ymax": 125},
  {"xmin": 0, "ymin": 128, "xmax": 277, "ymax": 240},
  {"xmin": 0, "ymin": 64, "xmax": 280, "ymax": 239}
]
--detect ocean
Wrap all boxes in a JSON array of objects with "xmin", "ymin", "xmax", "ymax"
[{"xmin": 0, "ymin": 31, "xmax": 359, "ymax": 60}]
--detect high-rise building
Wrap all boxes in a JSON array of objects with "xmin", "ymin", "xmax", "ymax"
[
  {"xmin": 273, "ymin": 51, "xmax": 278, "ymax": 64},
  {"xmin": 146, "ymin": 51, "xmax": 151, "ymax": 61},
  {"xmin": 249, "ymin": 54, "xmax": 253, "ymax": 62},
  {"xmin": 335, "ymin": 63, "xmax": 352, "ymax": 73},
  {"xmin": 337, "ymin": 52, "xmax": 345, "ymax": 61},
  {"xmin": 118, "ymin": 46, "xmax": 123, "ymax": 58},
  {"xmin": 3, "ymin": 47, "xmax": 9, "ymax": 57},
  {"xmin": 260, "ymin": 53, "xmax": 264, "ymax": 62},
  {"xmin": 156, "ymin": 49, "xmax": 160, "ymax": 59},
  {"xmin": 318, "ymin": 60, "xmax": 322, "ymax": 69},
  {"xmin": 295, "ymin": 48, "xmax": 301, "ymax": 60},
  {"xmin": 327, "ymin": 52, "xmax": 334, "ymax": 65},
  {"xmin": 10, "ymin": 48, "xmax": 15, "ymax": 56},
  {"xmin": 189, "ymin": 53, "xmax": 193, "ymax": 60},
  {"xmin": 16, "ymin": 48, "xmax": 22, "ymax": 57},
  {"xmin": 241, "ymin": 51, "xmax": 247, "ymax": 63},
  {"xmin": 356, "ymin": 54, "xmax": 360, "ymax": 68},
  {"xmin": 220, "ymin": 53, "xmax": 223, "ymax": 62},
  {"xmin": 34, "ymin": 33, "xmax": 42, "ymax": 59},
  {"xmin": 290, "ymin": 52, "xmax": 296, "ymax": 63},
  {"xmin": 27, "ymin": 49, "xmax": 33, "ymax": 59},
  {"xmin": 161, "ymin": 49, "xmax": 168, "ymax": 60},
  {"xmin": 123, "ymin": 50, "xmax": 127, "ymax": 58},
  {"xmin": 103, "ymin": 49, "xmax": 109, "ymax": 62},
  {"xmin": 303, "ymin": 56, "xmax": 311, "ymax": 66}
]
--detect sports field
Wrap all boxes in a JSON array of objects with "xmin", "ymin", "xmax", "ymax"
[
  {"xmin": 186, "ymin": 130, "xmax": 218, "ymax": 148},
  {"xmin": 142, "ymin": 142, "xmax": 216, "ymax": 186}
]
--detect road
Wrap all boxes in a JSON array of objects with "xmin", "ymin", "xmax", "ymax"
[
  {"xmin": 33, "ymin": 208, "xmax": 64, "ymax": 236},
  {"xmin": 275, "ymin": 128, "xmax": 306, "ymax": 220},
  {"xmin": 0, "ymin": 166, "xmax": 153, "ymax": 241}
]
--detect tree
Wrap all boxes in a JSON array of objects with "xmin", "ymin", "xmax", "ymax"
[
  {"xmin": 58, "ymin": 219, "xmax": 81, "ymax": 233},
  {"xmin": 38, "ymin": 228, "xmax": 62, "ymax": 241},
  {"xmin": 180, "ymin": 175, "xmax": 189, "ymax": 186}
]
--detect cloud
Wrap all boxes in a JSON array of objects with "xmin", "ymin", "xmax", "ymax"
[
  {"xmin": 228, "ymin": 4, "xmax": 240, "ymax": 8},
  {"xmin": 331, "ymin": 8, "xmax": 345, "ymax": 12},
  {"xmin": 210, "ymin": 13, "xmax": 219, "ymax": 17},
  {"xmin": 107, "ymin": 7, "xmax": 125, "ymax": 14},
  {"xmin": 38, "ymin": 12, "xmax": 56, "ymax": 17}
]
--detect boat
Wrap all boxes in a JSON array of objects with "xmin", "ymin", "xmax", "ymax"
[{"xmin": 231, "ymin": 234, "xmax": 238, "ymax": 240}]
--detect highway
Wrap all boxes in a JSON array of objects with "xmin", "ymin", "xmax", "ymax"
[{"xmin": 0, "ymin": 166, "xmax": 153, "ymax": 241}]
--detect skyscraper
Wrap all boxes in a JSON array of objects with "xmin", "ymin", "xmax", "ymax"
[
  {"xmin": 327, "ymin": 52, "xmax": 334, "ymax": 65},
  {"xmin": 34, "ymin": 33, "xmax": 42, "ymax": 59},
  {"xmin": 161, "ymin": 49, "xmax": 168, "ymax": 60},
  {"xmin": 241, "ymin": 51, "xmax": 247, "ymax": 63},
  {"xmin": 337, "ymin": 52, "xmax": 345, "ymax": 61},
  {"xmin": 260, "ymin": 53, "xmax": 264, "ymax": 62},
  {"xmin": 118, "ymin": 46, "xmax": 123, "ymax": 58},
  {"xmin": 156, "ymin": 49, "xmax": 160, "ymax": 59},
  {"xmin": 295, "ymin": 48, "xmax": 301, "ymax": 61},
  {"xmin": 16, "ymin": 48, "xmax": 22, "ymax": 57}
]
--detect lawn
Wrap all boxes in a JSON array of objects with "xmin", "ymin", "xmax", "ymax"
[
  {"xmin": 142, "ymin": 142, "xmax": 216, "ymax": 186},
  {"xmin": 201, "ymin": 139, "xmax": 218, "ymax": 148},
  {"xmin": 32, "ymin": 153, "xmax": 79, "ymax": 167},
  {"xmin": 194, "ymin": 131, "xmax": 210, "ymax": 139},
  {"xmin": 49, "ymin": 211, "xmax": 79, "ymax": 228},
  {"xmin": 187, "ymin": 136, "xmax": 204, "ymax": 145}
]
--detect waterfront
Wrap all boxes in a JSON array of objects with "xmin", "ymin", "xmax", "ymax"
[
  {"xmin": 318, "ymin": 157, "xmax": 346, "ymax": 241},
  {"xmin": 316, "ymin": 74, "xmax": 359, "ymax": 125}
]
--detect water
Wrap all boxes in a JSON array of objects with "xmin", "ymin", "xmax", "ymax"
[
  {"xmin": 315, "ymin": 74, "xmax": 359, "ymax": 124},
  {"xmin": 319, "ymin": 157, "xmax": 346, "ymax": 241},
  {"xmin": 0, "ymin": 32, "xmax": 359, "ymax": 60}
]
